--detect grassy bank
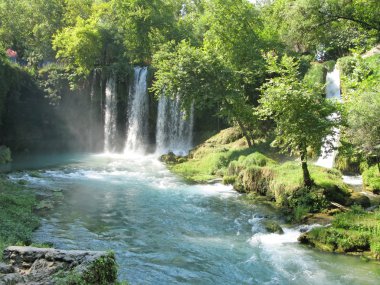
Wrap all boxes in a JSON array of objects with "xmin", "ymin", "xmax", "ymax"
[
  {"xmin": 166, "ymin": 128, "xmax": 283, "ymax": 183},
  {"xmin": 163, "ymin": 128, "xmax": 366, "ymax": 221},
  {"xmin": 0, "ymin": 176, "xmax": 40, "ymax": 258},
  {"xmin": 300, "ymin": 206, "xmax": 380, "ymax": 260}
]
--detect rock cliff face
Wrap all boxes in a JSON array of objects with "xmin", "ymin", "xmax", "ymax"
[{"xmin": 0, "ymin": 246, "xmax": 117, "ymax": 285}]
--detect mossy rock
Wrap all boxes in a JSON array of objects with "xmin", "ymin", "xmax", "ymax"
[
  {"xmin": 262, "ymin": 220, "xmax": 284, "ymax": 234},
  {"xmin": 160, "ymin": 152, "xmax": 189, "ymax": 164},
  {"xmin": 234, "ymin": 166, "xmax": 274, "ymax": 195},
  {"xmin": 0, "ymin": 146, "xmax": 11, "ymax": 164},
  {"xmin": 347, "ymin": 193, "xmax": 371, "ymax": 208}
]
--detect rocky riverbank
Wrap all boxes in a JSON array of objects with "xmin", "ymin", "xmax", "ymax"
[{"xmin": 0, "ymin": 246, "xmax": 117, "ymax": 284}]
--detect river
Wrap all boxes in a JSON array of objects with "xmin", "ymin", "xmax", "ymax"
[{"xmin": 5, "ymin": 153, "xmax": 380, "ymax": 284}]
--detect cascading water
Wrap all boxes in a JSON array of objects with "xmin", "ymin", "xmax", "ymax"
[
  {"xmin": 104, "ymin": 75, "xmax": 117, "ymax": 153},
  {"xmin": 155, "ymin": 95, "xmax": 194, "ymax": 155},
  {"xmin": 124, "ymin": 67, "xmax": 149, "ymax": 153},
  {"xmin": 316, "ymin": 65, "xmax": 341, "ymax": 168}
]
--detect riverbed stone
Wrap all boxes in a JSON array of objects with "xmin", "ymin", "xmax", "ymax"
[{"xmin": 0, "ymin": 246, "xmax": 117, "ymax": 285}]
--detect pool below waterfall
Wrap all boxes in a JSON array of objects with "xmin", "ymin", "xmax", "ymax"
[{"xmin": 6, "ymin": 153, "xmax": 380, "ymax": 285}]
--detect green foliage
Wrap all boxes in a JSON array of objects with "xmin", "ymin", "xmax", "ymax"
[
  {"xmin": 339, "ymin": 54, "xmax": 380, "ymax": 167},
  {"xmin": 0, "ymin": 0, "xmax": 66, "ymax": 64},
  {"xmin": 152, "ymin": 0, "xmax": 267, "ymax": 145},
  {"xmin": 83, "ymin": 252, "xmax": 118, "ymax": 284},
  {"xmin": 55, "ymin": 252, "xmax": 118, "ymax": 285},
  {"xmin": 53, "ymin": 6, "xmax": 105, "ymax": 77},
  {"xmin": 303, "ymin": 63, "xmax": 327, "ymax": 88},
  {"xmin": 38, "ymin": 63, "xmax": 69, "ymax": 105},
  {"xmin": 259, "ymin": 54, "xmax": 340, "ymax": 158},
  {"xmin": 362, "ymin": 165, "xmax": 380, "ymax": 193},
  {"xmin": 259, "ymin": 53, "xmax": 340, "ymax": 186},
  {"xmin": 262, "ymin": 0, "xmax": 380, "ymax": 56},
  {"xmin": 112, "ymin": 0, "xmax": 179, "ymax": 64},
  {"xmin": 0, "ymin": 177, "xmax": 39, "ymax": 257}
]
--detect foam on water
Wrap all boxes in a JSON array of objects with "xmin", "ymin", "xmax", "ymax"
[
  {"xmin": 343, "ymin": 175, "xmax": 363, "ymax": 186},
  {"xmin": 6, "ymin": 153, "xmax": 379, "ymax": 285}
]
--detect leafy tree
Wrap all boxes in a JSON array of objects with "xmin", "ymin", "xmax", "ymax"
[
  {"xmin": 152, "ymin": 38, "xmax": 262, "ymax": 146},
  {"xmin": 258, "ymin": 54, "xmax": 340, "ymax": 187},
  {"xmin": 346, "ymin": 91, "xmax": 380, "ymax": 170},
  {"xmin": 53, "ymin": 2, "xmax": 112, "ymax": 78},
  {"xmin": 261, "ymin": 0, "xmax": 380, "ymax": 56},
  {"xmin": 0, "ymin": 0, "xmax": 66, "ymax": 64},
  {"xmin": 111, "ymin": 0, "xmax": 180, "ymax": 64},
  {"xmin": 152, "ymin": 0, "xmax": 267, "ymax": 146},
  {"xmin": 340, "ymin": 55, "xmax": 380, "ymax": 170}
]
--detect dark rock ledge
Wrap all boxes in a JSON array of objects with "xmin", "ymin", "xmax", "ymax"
[{"xmin": 0, "ymin": 246, "xmax": 117, "ymax": 285}]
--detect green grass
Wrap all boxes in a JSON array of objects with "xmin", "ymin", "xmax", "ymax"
[
  {"xmin": 0, "ymin": 176, "xmax": 39, "ymax": 258},
  {"xmin": 170, "ymin": 127, "xmax": 286, "ymax": 183},
  {"xmin": 303, "ymin": 207, "xmax": 380, "ymax": 259},
  {"xmin": 171, "ymin": 147, "xmax": 255, "ymax": 182}
]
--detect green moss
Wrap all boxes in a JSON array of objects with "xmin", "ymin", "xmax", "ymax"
[
  {"xmin": 0, "ymin": 177, "xmax": 39, "ymax": 258},
  {"xmin": 55, "ymin": 252, "xmax": 119, "ymax": 285},
  {"xmin": 302, "ymin": 207, "xmax": 380, "ymax": 259},
  {"xmin": 82, "ymin": 252, "xmax": 118, "ymax": 284},
  {"xmin": 362, "ymin": 165, "xmax": 380, "ymax": 193}
]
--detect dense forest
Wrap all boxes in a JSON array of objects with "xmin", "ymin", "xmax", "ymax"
[
  {"xmin": 0, "ymin": 0, "xmax": 380, "ymax": 284},
  {"xmin": 1, "ymin": 0, "xmax": 379, "ymax": 174}
]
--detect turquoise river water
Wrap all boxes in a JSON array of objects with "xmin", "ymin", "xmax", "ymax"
[{"xmin": 5, "ymin": 153, "xmax": 380, "ymax": 284}]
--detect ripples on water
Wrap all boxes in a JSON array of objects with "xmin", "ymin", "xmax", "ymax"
[{"xmin": 6, "ymin": 153, "xmax": 380, "ymax": 285}]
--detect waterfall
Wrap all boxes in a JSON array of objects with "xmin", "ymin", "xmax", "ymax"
[
  {"xmin": 104, "ymin": 75, "xmax": 117, "ymax": 153},
  {"xmin": 155, "ymin": 95, "xmax": 194, "ymax": 156},
  {"xmin": 315, "ymin": 66, "xmax": 341, "ymax": 168},
  {"xmin": 124, "ymin": 67, "xmax": 149, "ymax": 153}
]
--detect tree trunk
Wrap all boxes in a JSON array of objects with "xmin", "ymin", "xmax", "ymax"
[
  {"xmin": 236, "ymin": 119, "xmax": 252, "ymax": 148},
  {"xmin": 301, "ymin": 152, "xmax": 313, "ymax": 188}
]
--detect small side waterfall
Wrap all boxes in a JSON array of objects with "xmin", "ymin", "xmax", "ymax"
[
  {"xmin": 155, "ymin": 95, "xmax": 194, "ymax": 155},
  {"xmin": 124, "ymin": 67, "xmax": 149, "ymax": 153},
  {"xmin": 316, "ymin": 66, "xmax": 341, "ymax": 168},
  {"xmin": 104, "ymin": 75, "xmax": 117, "ymax": 153}
]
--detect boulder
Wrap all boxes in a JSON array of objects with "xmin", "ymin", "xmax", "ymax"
[{"xmin": 348, "ymin": 192, "xmax": 371, "ymax": 208}]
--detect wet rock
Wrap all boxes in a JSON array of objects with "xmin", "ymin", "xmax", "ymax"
[
  {"xmin": 1, "ymin": 246, "xmax": 117, "ymax": 285},
  {"xmin": 0, "ymin": 262, "xmax": 14, "ymax": 274},
  {"xmin": 262, "ymin": 220, "xmax": 284, "ymax": 234}
]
